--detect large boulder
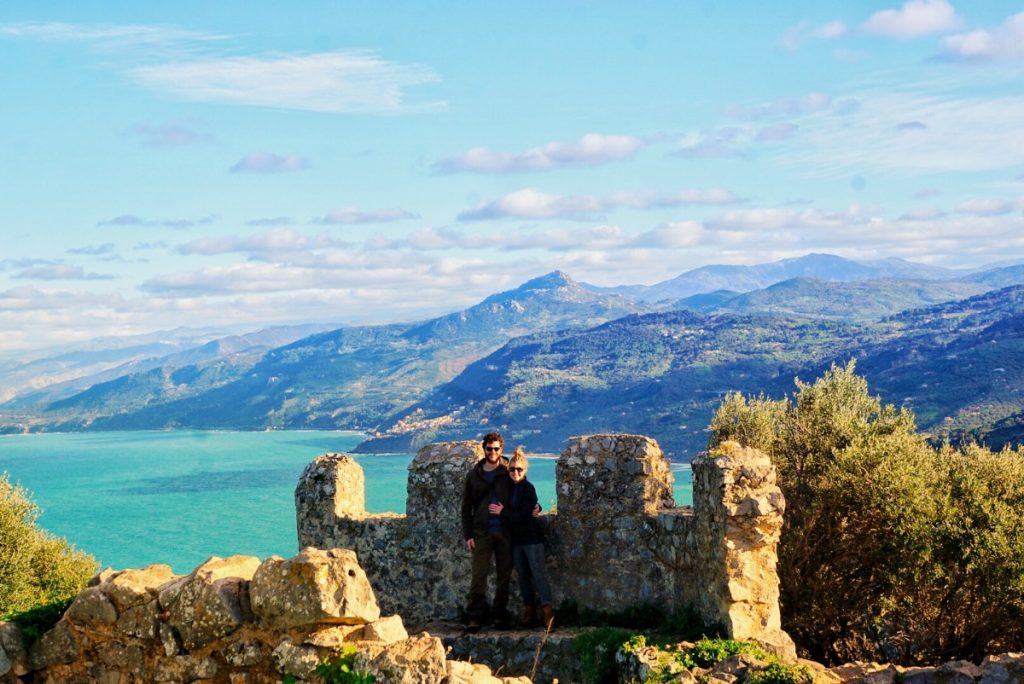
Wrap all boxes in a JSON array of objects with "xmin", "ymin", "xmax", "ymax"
[
  {"xmin": 157, "ymin": 555, "xmax": 260, "ymax": 650},
  {"xmin": 250, "ymin": 547, "xmax": 380, "ymax": 628},
  {"xmin": 103, "ymin": 564, "xmax": 178, "ymax": 611},
  {"xmin": 354, "ymin": 633, "xmax": 447, "ymax": 684}
]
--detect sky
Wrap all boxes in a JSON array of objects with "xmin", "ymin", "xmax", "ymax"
[{"xmin": 2, "ymin": 1, "xmax": 1024, "ymax": 356}]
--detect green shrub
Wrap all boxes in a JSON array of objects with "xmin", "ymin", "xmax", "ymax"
[
  {"xmin": 677, "ymin": 637, "xmax": 768, "ymax": 669},
  {"xmin": 708, "ymin": 361, "xmax": 1024, "ymax": 664},
  {"xmin": 0, "ymin": 474, "xmax": 97, "ymax": 614},
  {"xmin": 744, "ymin": 661, "xmax": 811, "ymax": 684}
]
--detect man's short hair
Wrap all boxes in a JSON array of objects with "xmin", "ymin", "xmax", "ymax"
[{"xmin": 481, "ymin": 431, "xmax": 504, "ymax": 447}]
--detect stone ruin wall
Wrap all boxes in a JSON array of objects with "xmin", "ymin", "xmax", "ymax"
[
  {"xmin": 296, "ymin": 434, "xmax": 795, "ymax": 657},
  {"xmin": 0, "ymin": 547, "xmax": 531, "ymax": 684}
]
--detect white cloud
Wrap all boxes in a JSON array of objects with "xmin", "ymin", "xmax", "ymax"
[
  {"xmin": 723, "ymin": 93, "xmax": 832, "ymax": 120},
  {"xmin": 176, "ymin": 229, "xmax": 348, "ymax": 256},
  {"xmin": 862, "ymin": 0, "xmax": 962, "ymax": 39},
  {"xmin": 230, "ymin": 152, "xmax": 309, "ymax": 173},
  {"xmin": 131, "ymin": 50, "xmax": 444, "ymax": 114},
  {"xmin": 0, "ymin": 21, "xmax": 227, "ymax": 51},
  {"xmin": 11, "ymin": 263, "xmax": 114, "ymax": 281},
  {"xmin": 396, "ymin": 225, "xmax": 630, "ymax": 252},
  {"xmin": 940, "ymin": 12, "xmax": 1024, "ymax": 62},
  {"xmin": 458, "ymin": 186, "xmax": 742, "ymax": 221},
  {"xmin": 97, "ymin": 214, "xmax": 217, "ymax": 229},
  {"xmin": 458, "ymin": 188, "xmax": 605, "ymax": 221},
  {"xmin": 1, "ymin": 258, "xmax": 54, "ymax": 271},
  {"xmin": 630, "ymin": 221, "xmax": 705, "ymax": 249},
  {"xmin": 811, "ymin": 21, "xmax": 849, "ymax": 39},
  {"xmin": 0, "ymin": 286, "xmax": 123, "ymax": 311},
  {"xmin": 956, "ymin": 198, "xmax": 1017, "ymax": 216},
  {"xmin": 435, "ymin": 133, "xmax": 645, "ymax": 174},
  {"xmin": 899, "ymin": 208, "xmax": 947, "ymax": 220},
  {"xmin": 673, "ymin": 128, "xmax": 745, "ymax": 158},
  {"xmin": 609, "ymin": 187, "xmax": 743, "ymax": 209},
  {"xmin": 68, "ymin": 243, "xmax": 118, "ymax": 256},
  {"xmin": 317, "ymin": 208, "xmax": 418, "ymax": 225},
  {"xmin": 246, "ymin": 217, "xmax": 292, "ymax": 227},
  {"xmin": 787, "ymin": 90, "xmax": 1024, "ymax": 175},
  {"xmin": 781, "ymin": 21, "xmax": 849, "ymax": 50},
  {"xmin": 705, "ymin": 204, "xmax": 880, "ymax": 232}
]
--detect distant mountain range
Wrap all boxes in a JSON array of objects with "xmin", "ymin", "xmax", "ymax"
[
  {"xmin": 1, "ymin": 272, "xmax": 643, "ymax": 433},
  {"xmin": 582, "ymin": 253, "xmax": 971, "ymax": 302},
  {"xmin": 4, "ymin": 253, "xmax": 1024, "ymax": 459},
  {"xmin": 358, "ymin": 283, "xmax": 1024, "ymax": 458}
]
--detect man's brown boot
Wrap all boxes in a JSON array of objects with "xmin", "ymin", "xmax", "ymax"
[
  {"xmin": 521, "ymin": 605, "xmax": 536, "ymax": 627},
  {"xmin": 542, "ymin": 604, "xmax": 555, "ymax": 630}
]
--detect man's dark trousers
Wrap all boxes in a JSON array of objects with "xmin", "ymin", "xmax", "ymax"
[{"xmin": 467, "ymin": 531, "xmax": 512, "ymax": 622}]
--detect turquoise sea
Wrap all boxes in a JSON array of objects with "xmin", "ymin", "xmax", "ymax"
[{"xmin": 0, "ymin": 431, "xmax": 692, "ymax": 574}]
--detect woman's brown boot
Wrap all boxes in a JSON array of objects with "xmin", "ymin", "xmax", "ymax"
[
  {"xmin": 521, "ymin": 605, "xmax": 536, "ymax": 627},
  {"xmin": 542, "ymin": 604, "xmax": 555, "ymax": 630}
]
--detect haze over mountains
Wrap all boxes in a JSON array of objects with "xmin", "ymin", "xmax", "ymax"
[{"xmin": 3, "ymin": 253, "xmax": 1024, "ymax": 460}]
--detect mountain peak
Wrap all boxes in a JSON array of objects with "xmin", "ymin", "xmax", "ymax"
[{"xmin": 515, "ymin": 270, "xmax": 576, "ymax": 291}]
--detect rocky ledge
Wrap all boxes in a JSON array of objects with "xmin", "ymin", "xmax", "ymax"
[{"xmin": 0, "ymin": 548, "xmax": 526, "ymax": 684}]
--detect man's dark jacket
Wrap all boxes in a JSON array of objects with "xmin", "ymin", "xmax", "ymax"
[{"xmin": 461, "ymin": 458, "xmax": 512, "ymax": 540}]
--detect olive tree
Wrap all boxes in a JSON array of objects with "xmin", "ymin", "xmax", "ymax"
[{"xmin": 709, "ymin": 361, "xmax": 1024, "ymax": 664}]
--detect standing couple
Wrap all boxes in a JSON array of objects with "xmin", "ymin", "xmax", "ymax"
[{"xmin": 461, "ymin": 431, "xmax": 554, "ymax": 632}]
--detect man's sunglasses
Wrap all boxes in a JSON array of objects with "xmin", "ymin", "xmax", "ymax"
[{"xmin": 484, "ymin": 446, "xmax": 502, "ymax": 452}]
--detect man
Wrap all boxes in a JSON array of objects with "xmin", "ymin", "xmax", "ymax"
[{"xmin": 461, "ymin": 431, "xmax": 513, "ymax": 631}]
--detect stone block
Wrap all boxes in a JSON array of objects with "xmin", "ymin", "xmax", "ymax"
[
  {"xmin": 153, "ymin": 654, "xmax": 218, "ymax": 682},
  {"xmin": 250, "ymin": 547, "xmax": 380, "ymax": 628},
  {"xmin": 304, "ymin": 625, "xmax": 366, "ymax": 648},
  {"xmin": 105, "ymin": 564, "xmax": 178, "ymax": 611},
  {"xmin": 272, "ymin": 638, "xmax": 320, "ymax": 679},
  {"xmin": 65, "ymin": 586, "xmax": 118, "ymax": 626},
  {"xmin": 27, "ymin": 620, "xmax": 79, "ymax": 670},
  {"xmin": 354, "ymin": 634, "xmax": 447, "ymax": 684},
  {"xmin": 362, "ymin": 615, "xmax": 408, "ymax": 643},
  {"xmin": 447, "ymin": 659, "xmax": 503, "ymax": 683},
  {"xmin": 96, "ymin": 640, "xmax": 146, "ymax": 678},
  {"xmin": 158, "ymin": 555, "xmax": 260, "ymax": 650},
  {"xmin": 222, "ymin": 639, "xmax": 265, "ymax": 668},
  {"xmin": 115, "ymin": 600, "xmax": 159, "ymax": 639}
]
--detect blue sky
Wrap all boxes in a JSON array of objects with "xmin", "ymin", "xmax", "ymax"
[{"xmin": 2, "ymin": 1, "xmax": 1023, "ymax": 354}]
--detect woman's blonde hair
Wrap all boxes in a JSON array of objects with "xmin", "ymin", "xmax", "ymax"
[{"xmin": 509, "ymin": 446, "xmax": 528, "ymax": 470}]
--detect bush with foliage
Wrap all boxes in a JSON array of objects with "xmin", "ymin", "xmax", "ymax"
[
  {"xmin": 709, "ymin": 361, "xmax": 1024, "ymax": 664},
  {"xmin": 0, "ymin": 473, "xmax": 97, "ymax": 615},
  {"xmin": 622, "ymin": 636, "xmax": 810, "ymax": 684}
]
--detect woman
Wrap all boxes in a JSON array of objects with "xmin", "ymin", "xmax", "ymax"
[{"xmin": 501, "ymin": 447, "xmax": 554, "ymax": 629}]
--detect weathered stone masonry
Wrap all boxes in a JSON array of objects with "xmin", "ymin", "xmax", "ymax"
[
  {"xmin": 296, "ymin": 434, "xmax": 795, "ymax": 657},
  {"xmin": 0, "ymin": 548, "xmax": 530, "ymax": 683}
]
